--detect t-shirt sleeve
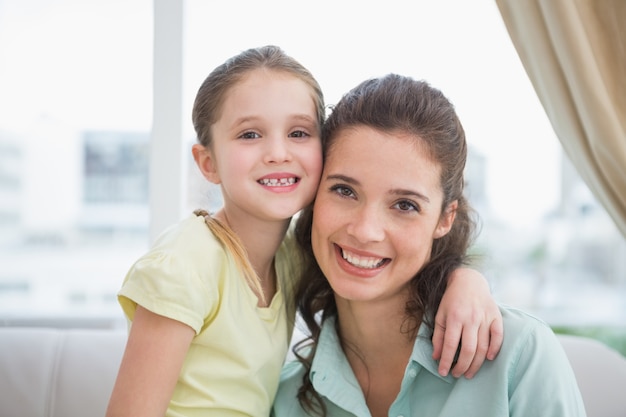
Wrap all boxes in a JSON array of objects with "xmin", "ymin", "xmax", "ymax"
[{"xmin": 118, "ymin": 249, "xmax": 217, "ymax": 334}]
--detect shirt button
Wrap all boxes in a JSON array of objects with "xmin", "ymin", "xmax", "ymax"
[{"xmin": 408, "ymin": 368, "xmax": 417, "ymax": 378}]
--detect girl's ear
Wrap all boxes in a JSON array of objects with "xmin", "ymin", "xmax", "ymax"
[
  {"xmin": 192, "ymin": 144, "xmax": 221, "ymax": 184},
  {"xmin": 434, "ymin": 200, "xmax": 458, "ymax": 239}
]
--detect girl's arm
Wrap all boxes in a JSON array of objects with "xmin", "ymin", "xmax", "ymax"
[
  {"xmin": 432, "ymin": 267, "xmax": 504, "ymax": 379},
  {"xmin": 106, "ymin": 306, "xmax": 195, "ymax": 417}
]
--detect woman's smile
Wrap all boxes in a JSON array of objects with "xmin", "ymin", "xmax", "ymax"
[{"xmin": 335, "ymin": 243, "xmax": 390, "ymax": 276}]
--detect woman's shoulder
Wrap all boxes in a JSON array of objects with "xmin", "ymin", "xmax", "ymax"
[
  {"xmin": 495, "ymin": 306, "xmax": 586, "ymax": 414},
  {"xmin": 499, "ymin": 304, "xmax": 554, "ymax": 337},
  {"xmin": 273, "ymin": 358, "xmax": 308, "ymax": 414},
  {"xmin": 498, "ymin": 304, "xmax": 569, "ymax": 367},
  {"xmin": 280, "ymin": 357, "xmax": 307, "ymax": 381}
]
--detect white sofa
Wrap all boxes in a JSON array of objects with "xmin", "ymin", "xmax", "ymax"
[
  {"xmin": 557, "ymin": 334, "xmax": 626, "ymax": 417},
  {"xmin": 0, "ymin": 327, "xmax": 127, "ymax": 417},
  {"xmin": 0, "ymin": 327, "xmax": 625, "ymax": 417}
]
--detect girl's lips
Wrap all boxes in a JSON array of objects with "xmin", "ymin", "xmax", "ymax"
[{"xmin": 257, "ymin": 174, "xmax": 301, "ymax": 193}]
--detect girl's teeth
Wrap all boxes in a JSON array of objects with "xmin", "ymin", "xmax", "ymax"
[
  {"xmin": 259, "ymin": 178, "xmax": 296, "ymax": 186},
  {"xmin": 341, "ymin": 249, "xmax": 384, "ymax": 269}
]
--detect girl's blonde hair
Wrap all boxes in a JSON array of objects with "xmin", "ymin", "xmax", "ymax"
[{"xmin": 193, "ymin": 209, "xmax": 265, "ymax": 303}]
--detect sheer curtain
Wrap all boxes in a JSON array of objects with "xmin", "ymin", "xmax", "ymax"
[{"xmin": 495, "ymin": 0, "xmax": 626, "ymax": 237}]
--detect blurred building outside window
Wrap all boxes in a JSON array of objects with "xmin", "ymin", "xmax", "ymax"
[{"xmin": 0, "ymin": 0, "xmax": 624, "ymax": 343}]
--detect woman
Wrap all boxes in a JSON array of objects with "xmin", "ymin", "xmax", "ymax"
[{"xmin": 272, "ymin": 74, "xmax": 586, "ymax": 416}]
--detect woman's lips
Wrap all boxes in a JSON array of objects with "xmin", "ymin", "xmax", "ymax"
[{"xmin": 334, "ymin": 243, "xmax": 390, "ymax": 276}]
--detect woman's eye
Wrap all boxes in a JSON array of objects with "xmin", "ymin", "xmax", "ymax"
[
  {"xmin": 395, "ymin": 200, "xmax": 419, "ymax": 212},
  {"xmin": 289, "ymin": 130, "xmax": 310, "ymax": 139},
  {"xmin": 329, "ymin": 184, "xmax": 355, "ymax": 198},
  {"xmin": 239, "ymin": 131, "xmax": 260, "ymax": 140}
]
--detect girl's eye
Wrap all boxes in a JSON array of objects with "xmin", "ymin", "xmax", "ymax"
[
  {"xmin": 239, "ymin": 131, "xmax": 260, "ymax": 140},
  {"xmin": 329, "ymin": 184, "xmax": 355, "ymax": 199},
  {"xmin": 394, "ymin": 200, "xmax": 420, "ymax": 213},
  {"xmin": 288, "ymin": 130, "xmax": 310, "ymax": 139}
]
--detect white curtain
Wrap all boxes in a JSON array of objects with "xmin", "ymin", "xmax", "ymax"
[{"xmin": 495, "ymin": 0, "xmax": 626, "ymax": 237}]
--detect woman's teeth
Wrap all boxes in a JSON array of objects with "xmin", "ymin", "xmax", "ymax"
[{"xmin": 341, "ymin": 249, "xmax": 385, "ymax": 269}]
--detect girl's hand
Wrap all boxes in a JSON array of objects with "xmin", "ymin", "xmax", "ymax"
[{"xmin": 432, "ymin": 267, "xmax": 503, "ymax": 379}]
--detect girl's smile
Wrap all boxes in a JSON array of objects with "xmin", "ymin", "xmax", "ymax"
[{"xmin": 257, "ymin": 172, "xmax": 300, "ymax": 192}]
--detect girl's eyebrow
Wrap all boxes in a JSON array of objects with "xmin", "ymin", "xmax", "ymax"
[
  {"xmin": 326, "ymin": 174, "xmax": 430, "ymax": 203},
  {"xmin": 291, "ymin": 114, "xmax": 317, "ymax": 124},
  {"xmin": 231, "ymin": 114, "xmax": 316, "ymax": 130},
  {"xmin": 230, "ymin": 116, "xmax": 260, "ymax": 129}
]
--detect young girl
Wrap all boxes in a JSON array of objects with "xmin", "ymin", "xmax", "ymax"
[
  {"xmin": 106, "ymin": 46, "xmax": 503, "ymax": 417},
  {"xmin": 272, "ymin": 74, "xmax": 585, "ymax": 416}
]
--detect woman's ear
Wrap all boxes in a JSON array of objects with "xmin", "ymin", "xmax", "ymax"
[
  {"xmin": 434, "ymin": 200, "xmax": 458, "ymax": 239},
  {"xmin": 192, "ymin": 143, "xmax": 221, "ymax": 184}
]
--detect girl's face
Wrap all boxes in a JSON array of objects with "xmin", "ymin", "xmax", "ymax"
[
  {"xmin": 196, "ymin": 69, "xmax": 322, "ymax": 222},
  {"xmin": 311, "ymin": 126, "xmax": 456, "ymax": 306}
]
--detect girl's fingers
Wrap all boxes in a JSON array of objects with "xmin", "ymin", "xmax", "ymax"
[
  {"xmin": 487, "ymin": 315, "xmax": 504, "ymax": 360},
  {"xmin": 436, "ymin": 321, "xmax": 463, "ymax": 377}
]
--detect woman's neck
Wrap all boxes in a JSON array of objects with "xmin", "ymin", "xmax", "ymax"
[
  {"xmin": 336, "ymin": 298, "xmax": 414, "ymax": 357},
  {"xmin": 335, "ymin": 297, "xmax": 419, "ymax": 417}
]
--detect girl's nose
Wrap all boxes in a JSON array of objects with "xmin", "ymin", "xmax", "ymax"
[
  {"xmin": 346, "ymin": 205, "xmax": 385, "ymax": 243},
  {"xmin": 264, "ymin": 136, "xmax": 292, "ymax": 164}
]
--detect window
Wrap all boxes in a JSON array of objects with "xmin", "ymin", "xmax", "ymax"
[
  {"xmin": 1, "ymin": 0, "xmax": 624, "ymax": 335},
  {"xmin": 83, "ymin": 131, "xmax": 149, "ymax": 205},
  {"xmin": 0, "ymin": 0, "xmax": 153, "ymax": 327}
]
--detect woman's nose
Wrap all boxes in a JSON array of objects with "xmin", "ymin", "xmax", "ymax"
[{"xmin": 346, "ymin": 205, "xmax": 385, "ymax": 243}]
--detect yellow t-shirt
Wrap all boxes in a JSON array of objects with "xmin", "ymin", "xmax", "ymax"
[{"xmin": 118, "ymin": 214, "xmax": 299, "ymax": 417}]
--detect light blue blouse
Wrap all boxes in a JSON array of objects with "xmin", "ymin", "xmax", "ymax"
[{"xmin": 272, "ymin": 306, "xmax": 587, "ymax": 417}]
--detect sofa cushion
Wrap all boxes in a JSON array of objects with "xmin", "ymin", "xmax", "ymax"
[
  {"xmin": 558, "ymin": 334, "xmax": 626, "ymax": 417},
  {"xmin": 0, "ymin": 327, "xmax": 127, "ymax": 417}
]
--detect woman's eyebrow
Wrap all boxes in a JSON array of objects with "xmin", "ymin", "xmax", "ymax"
[
  {"xmin": 326, "ymin": 174, "xmax": 430, "ymax": 203},
  {"xmin": 325, "ymin": 174, "xmax": 359, "ymax": 185},
  {"xmin": 390, "ymin": 189, "xmax": 430, "ymax": 203}
]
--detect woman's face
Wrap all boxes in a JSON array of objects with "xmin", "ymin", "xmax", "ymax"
[{"xmin": 311, "ymin": 125, "xmax": 456, "ymax": 306}]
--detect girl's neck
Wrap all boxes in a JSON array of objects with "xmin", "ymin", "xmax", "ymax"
[{"xmin": 213, "ymin": 207, "xmax": 290, "ymax": 284}]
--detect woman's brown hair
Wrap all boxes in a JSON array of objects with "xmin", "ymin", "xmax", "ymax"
[{"xmin": 293, "ymin": 74, "xmax": 478, "ymax": 415}]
